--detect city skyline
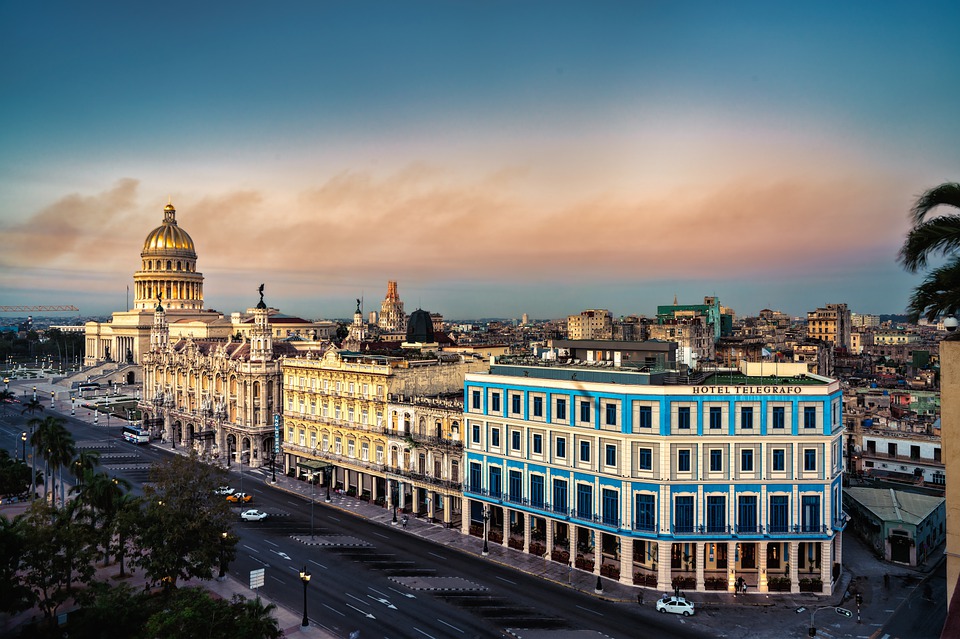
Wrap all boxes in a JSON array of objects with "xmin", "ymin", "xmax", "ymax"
[{"xmin": 2, "ymin": 2, "xmax": 959, "ymax": 320}]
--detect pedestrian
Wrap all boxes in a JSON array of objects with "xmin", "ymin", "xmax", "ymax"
[{"xmin": 401, "ymin": 515, "xmax": 408, "ymax": 529}]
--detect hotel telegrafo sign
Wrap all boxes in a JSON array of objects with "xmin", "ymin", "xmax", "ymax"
[{"xmin": 692, "ymin": 385, "xmax": 804, "ymax": 395}]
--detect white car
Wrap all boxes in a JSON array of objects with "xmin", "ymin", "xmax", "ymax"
[
  {"xmin": 656, "ymin": 595, "xmax": 695, "ymax": 616},
  {"xmin": 240, "ymin": 509, "xmax": 268, "ymax": 521},
  {"xmin": 214, "ymin": 486, "xmax": 235, "ymax": 496}
]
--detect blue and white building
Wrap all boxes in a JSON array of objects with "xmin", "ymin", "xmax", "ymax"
[{"xmin": 462, "ymin": 358, "xmax": 846, "ymax": 595}]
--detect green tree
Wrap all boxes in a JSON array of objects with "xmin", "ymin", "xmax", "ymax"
[
  {"xmin": 0, "ymin": 448, "xmax": 31, "ymax": 496},
  {"xmin": 899, "ymin": 182, "xmax": 960, "ymax": 322},
  {"xmin": 21, "ymin": 397, "xmax": 44, "ymax": 416},
  {"xmin": 16, "ymin": 499, "xmax": 97, "ymax": 618},
  {"xmin": 135, "ymin": 453, "xmax": 236, "ymax": 588},
  {"xmin": 0, "ymin": 516, "xmax": 32, "ymax": 615},
  {"xmin": 45, "ymin": 421, "xmax": 77, "ymax": 506},
  {"xmin": 71, "ymin": 449, "xmax": 101, "ymax": 488},
  {"xmin": 74, "ymin": 471, "xmax": 132, "ymax": 565},
  {"xmin": 111, "ymin": 492, "xmax": 142, "ymax": 577},
  {"xmin": 142, "ymin": 588, "xmax": 282, "ymax": 639}
]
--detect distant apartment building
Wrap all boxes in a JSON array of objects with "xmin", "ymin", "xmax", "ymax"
[
  {"xmin": 851, "ymin": 313, "xmax": 880, "ymax": 328},
  {"xmin": 463, "ymin": 358, "xmax": 846, "ymax": 595},
  {"xmin": 378, "ymin": 280, "xmax": 406, "ymax": 334},
  {"xmin": 567, "ymin": 309, "xmax": 613, "ymax": 341},
  {"xmin": 647, "ymin": 317, "xmax": 715, "ymax": 368},
  {"xmin": 806, "ymin": 304, "xmax": 851, "ymax": 351},
  {"xmin": 657, "ymin": 296, "xmax": 733, "ymax": 341},
  {"xmin": 794, "ymin": 341, "xmax": 834, "ymax": 377}
]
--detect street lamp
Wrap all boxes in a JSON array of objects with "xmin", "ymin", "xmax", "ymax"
[
  {"xmin": 392, "ymin": 481, "xmax": 398, "ymax": 524},
  {"xmin": 299, "ymin": 566, "xmax": 311, "ymax": 627},
  {"xmin": 71, "ymin": 396, "xmax": 75, "ymax": 416},
  {"xmin": 482, "ymin": 505, "xmax": 490, "ymax": 556},
  {"xmin": 218, "ymin": 531, "xmax": 228, "ymax": 580},
  {"xmin": 20, "ymin": 431, "xmax": 26, "ymax": 462},
  {"xmin": 310, "ymin": 471, "xmax": 316, "ymax": 540},
  {"xmin": 325, "ymin": 465, "xmax": 332, "ymax": 502},
  {"xmin": 50, "ymin": 391, "xmax": 55, "ymax": 408},
  {"xmin": 32, "ymin": 386, "xmax": 36, "ymax": 401}
]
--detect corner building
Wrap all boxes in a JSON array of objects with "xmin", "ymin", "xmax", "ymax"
[{"xmin": 463, "ymin": 359, "xmax": 846, "ymax": 595}]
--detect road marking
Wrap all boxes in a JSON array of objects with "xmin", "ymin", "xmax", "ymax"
[
  {"xmin": 265, "ymin": 539, "xmax": 279, "ymax": 547},
  {"xmin": 321, "ymin": 603, "xmax": 346, "ymax": 617},
  {"xmin": 270, "ymin": 575, "xmax": 284, "ymax": 584},
  {"xmin": 270, "ymin": 550, "xmax": 291, "ymax": 560},
  {"xmin": 286, "ymin": 500, "xmax": 300, "ymax": 506},
  {"xmin": 437, "ymin": 619, "xmax": 464, "ymax": 634},
  {"xmin": 388, "ymin": 586, "xmax": 416, "ymax": 599},
  {"xmin": 428, "ymin": 552, "xmax": 446, "ymax": 560},
  {"xmin": 309, "ymin": 559, "xmax": 327, "ymax": 570},
  {"xmin": 369, "ymin": 587, "xmax": 391, "ymax": 598},
  {"xmin": 345, "ymin": 603, "xmax": 375, "ymax": 619},
  {"xmin": 372, "ymin": 532, "xmax": 389, "ymax": 539},
  {"xmin": 495, "ymin": 576, "xmax": 516, "ymax": 585},
  {"xmin": 367, "ymin": 595, "xmax": 397, "ymax": 609},
  {"xmin": 575, "ymin": 604, "xmax": 602, "ymax": 616},
  {"xmin": 327, "ymin": 515, "xmax": 341, "ymax": 522},
  {"xmin": 346, "ymin": 593, "xmax": 368, "ymax": 605},
  {"xmin": 251, "ymin": 557, "xmax": 269, "ymax": 566},
  {"xmin": 243, "ymin": 545, "xmax": 260, "ymax": 553},
  {"xmin": 413, "ymin": 629, "xmax": 437, "ymax": 639}
]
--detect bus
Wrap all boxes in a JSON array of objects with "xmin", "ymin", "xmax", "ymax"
[{"xmin": 121, "ymin": 424, "xmax": 150, "ymax": 444}]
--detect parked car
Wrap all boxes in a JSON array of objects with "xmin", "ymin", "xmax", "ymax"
[
  {"xmin": 656, "ymin": 595, "xmax": 695, "ymax": 616},
  {"xmin": 214, "ymin": 486, "xmax": 235, "ymax": 496},
  {"xmin": 240, "ymin": 509, "xmax": 268, "ymax": 521},
  {"xmin": 226, "ymin": 492, "xmax": 252, "ymax": 503}
]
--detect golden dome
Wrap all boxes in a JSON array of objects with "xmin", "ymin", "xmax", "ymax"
[{"xmin": 142, "ymin": 202, "xmax": 197, "ymax": 256}]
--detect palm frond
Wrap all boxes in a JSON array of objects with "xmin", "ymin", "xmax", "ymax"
[
  {"xmin": 898, "ymin": 214, "xmax": 960, "ymax": 272},
  {"xmin": 905, "ymin": 257, "xmax": 960, "ymax": 322},
  {"xmin": 911, "ymin": 182, "xmax": 960, "ymax": 225}
]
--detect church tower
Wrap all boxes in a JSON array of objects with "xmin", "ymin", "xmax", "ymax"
[
  {"xmin": 378, "ymin": 280, "xmax": 406, "ymax": 333},
  {"xmin": 150, "ymin": 295, "xmax": 168, "ymax": 351},
  {"xmin": 250, "ymin": 285, "xmax": 273, "ymax": 362}
]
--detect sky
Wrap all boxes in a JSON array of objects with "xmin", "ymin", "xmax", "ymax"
[{"xmin": 2, "ymin": 1, "xmax": 960, "ymax": 321}]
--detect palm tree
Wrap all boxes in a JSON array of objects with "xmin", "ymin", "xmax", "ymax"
[
  {"xmin": 76, "ymin": 472, "xmax": 132, "ymax": 564},
  {"xmin": 21, "ymin": 398, "xmax": 44, "ymax": 417},
  {"xmin": 71, "ymin": 450, "xmax": 101, "ymax": 489},
  {"xmin": 46, "ymin": 422, "xmax": 76, "ymax": 507},
  {"xmin": 28, "ymin": 416, "xmax": 73, "ymax": 504},
  {"xmin": 898, "ymin": 182, "xmax": 960, "ymax": 322}
]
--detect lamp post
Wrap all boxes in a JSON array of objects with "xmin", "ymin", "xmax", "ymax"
[
  {"xmin": 299, "ymin": 566, "xmax": 311, "ymax": 627},
  {"xmin": 50, "ymin": 391, "xmax": 55, "ymax": 409},
  {"xmin": 310, "ymin": 471, "xmax": 316, "ymax": 540},
  {"xmin": 20, "ymin": 431, "xmax": 26, "ymax": 462},
  {"xmin": 325, "ymin": 465, "xmax": 332, "ymax": 502},
  {"xmin": 482, "ymin": 505, "xmax": 490, "ymax": 556},
  {"xmin": 218, "ymin": 531, "xmax": 228, "ymax": 580},
  {"xmin": 392, "ymin": 481, "xmax": 398, "ymax": 524},
  {"xmin": 33, "ymin": 386, "xmax": 37, "ymax": 401},
  {"xmin": 71, "ymin": 396, "xmax": 75, "ymax": 416}
]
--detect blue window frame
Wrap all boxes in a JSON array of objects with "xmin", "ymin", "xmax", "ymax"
[
  {"xmin": 556, "ymin": 437, "xmax": 566, "ymax": 458},
  {"xmin": 635, "ymin": 494, "xmax": 656, "ymax": 531},
  {"xmin": 556, "ymin": 398, "xmax": 567, "ymax": 421},
  {"xmin": 471, "ymin": 424, "xmax": 480, "ymax": 444},
  {"xmin": 738, "ymin": 495, "xmax": 757, "ymax": 533},
  {"xmin": 804, "ymin": 406, "xmax": 817, "ymax": 429},
  {"xmin": 552, "ymin": 479, "xmax": 568, "ymax": 514},
  {"xmin": 638, "ymin": 447, "xmax": 652, "ymax": 470},
  {"xmin": 602, "ymin": 489, "xmax": 618, "ymax": 526},
  {"xmin": 579, "ymin": 440, "xmax": 590, "ymax": 462},
  {"xmin": 707, "ymin": 495, "xmax": 726, "ymax": 533},
  {"xmin": 605, "ymin": 403, "xmax": 617, "ymax": 426},
  {"xmin": 511, "ymin": 394, "xmax": 521, "ymax": 414},
  {"xmin": 491, "ymin": 392, "xmax": 500, "ymax": 412},
  {"xmin": 674, "ymin": 495, "xmax": 694, "ymax": 533},
  {"xmin": 576, "ymin": 484, "xmax": 593, "ymax": 520},
  {"xmin": 801, "ymin": 495, "xmax": 820, "ymax": 532},
  {"xmin": 678, "ymin": 449, "xmax": 691, "ymax": 472},
  {"xmin": 677, "ymin": 406, "xmax": 691, "ymax": 430},
  {"xmin": 709, "ymin": 406, "xmax": 723, "ymax": 430},
  {"xmin": 637, "ymin": 405, "xmax": 652, "ymax": 429},
  {"xmin": 508, "ymin": 470, "xmax": 522, "ymax": 503},
  {"xmin": 490, "ymin": 428, "xmax": 500, "ymax": 448},
  {"xmin": 741, "ymin": 449, "xmax": 753, "ymax": 472},
  {"xmin": 469, "ymin": 462, "xmax": 482, "ymax": 492},
  {"xmin": 772, "ymin": 448, "xmax": 785, "ymax": 471},
  {"xmin": 710, "ymin": 449, "xmax": 722, "ymax": 472},
  {"xmin": 580, "ymin": 400, "xmax": 592, "ymax": 423},
  {"xmin": 471, "ymin": 390, "xmax": 481, "ymax": 410},
  {"xmin": 511, "ymin": 430, "xmax": 521, "ymax": 451},
  {"xmin": 772, "ymin": 406, "xmax": 785, "ymax": 429},
  {"xmin": 769, "ymin": 495, "xmax": 789, "ymax": 533},
  {"xmin": 804, "ymin": 449, "xmax": 817, "ymax": 471},
  {"xmin": 605, "ymin": 444, "xmax": 616, "ymax": 466},
  {"xmin": 489, "ymin": 467, "xmax": 501, "ymax": 499},
  {"xmin": 530, "ymin": 475, "xmax": 544, "ymax": 508},
  {"xmin": 532, "ymin": 433, "xmax": 542, "ymax": 454},
  {"xmin": 741, "ymin": 406, "xmax": 754, "ymax": 429},
  {"xmin": 533, "ymin": 396, "xmax": 543, "ymax": 418}
]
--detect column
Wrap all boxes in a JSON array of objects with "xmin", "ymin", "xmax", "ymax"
[
  {"xmin": 619, "ymin": 536, "xmax": 634, "ymax": 585},
  {"xmin": 460, "ymin": 496, "xmax": 470, "ymax": 535},
  {"xmin": 593, "ymin": 533, "xmax": 602, "ymax": 575},
  {"xmin": 501, "ymin": 507, "xmax": 509, "ymax": 548},
  {"xmin": 820, "ymin": 541, "xmax": 832, "ymax": 595},
  {"xmin": 657, "ymin": 542, "xmax": 671, "ymax": 592},
  {"xmin": 789, "ymin": 541, "xmax": 800, "ymax": 593},
  {"xmin": 758, "ymin": 541, "xmax": 769, "ymax": 592},
  {"xmin": 427, "ymin": 490, "xmax": 435, "ymax": 520},
  {"xmin": 833, "ymin": 530, "xmax": 843, "ymax": 574},
  {"xmin": 443, "ymin": 494, "xmax": 452, "ymax": 527},
  {"xmin": 695, "ymin": 543, "xmax": 705, "ymax": 591},
  {"xmin": 523, "ymin": 512, "xmax": 531, "ymax": 553},
  {"xmin": 545, "ymin": 519, "xmax": 554, "ymax": 558},
  {"xmin": 727, "ymin": 541, "xmax": 738, "ymax": 593},
  {"xmin": 398, "ymin": 482, "xmax": 406, "ymax": 512}
]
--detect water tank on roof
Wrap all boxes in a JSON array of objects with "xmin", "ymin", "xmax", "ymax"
[{"xmin": 863, "ymin": 419, "xmax": 873, "ymax": 428}]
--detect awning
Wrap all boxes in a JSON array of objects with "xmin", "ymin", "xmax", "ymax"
[{"xmin": 297, "ymin": 460, "xmax": 330, "ymax": 470}]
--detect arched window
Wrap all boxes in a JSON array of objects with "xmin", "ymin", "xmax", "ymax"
[
  {"xmin": 177, "ymin": 261, "xmax": 182, "ymax": 271},
  {"xmin": 166, "ymin": 260, "xmax": 172, "ymax": 270}
]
